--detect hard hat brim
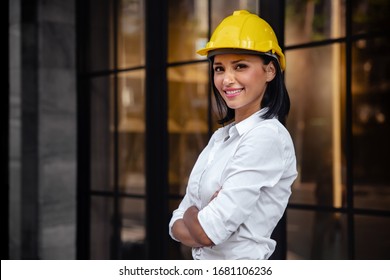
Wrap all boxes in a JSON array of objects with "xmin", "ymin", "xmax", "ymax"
[{"xmin": 197, "ymin": 47, "xmax": 286, "ymax": 71}]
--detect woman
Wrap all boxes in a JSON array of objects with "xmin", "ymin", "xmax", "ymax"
[{"xmin": 169, "ymin": 10, "xmax": 298, "ymax": 260}]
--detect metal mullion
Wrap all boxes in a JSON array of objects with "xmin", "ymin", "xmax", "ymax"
[
  {"xmin": 91, "ymin": 190, "xmax": 146, "ymax": 200},
  {"xmin": 76, "ymin": 0, "xmax": 91, "ymax": 260},
  {"xmin": 345, "ymin": 0, "xmax": 355, "ymax": 260},
  {"xmin": 290, "ymin": 203, "xmax": 390, "ymax": 217},
  {"xmin": 167, "ymin": 59, "xmax": 207, "ymax": 68},
  {"xmin": 82, "ymin": 65, "xmax": 145, "ymax": 79},
  {"xmin": 285, "ymin": 37, "xmax": 347, "ymax": 51},
  {"xmin": 111, "ymin": 0, "xmax": 121, "ymax": 260},
  {"xmin": 145, "ymin": 0, "xmax": 169, "ymax": 259},
  {"xmin": 258, "ymin": 0, "xmax": 288, "ymax": 260},
  {"xmin": 286, "ymin": 31, "xmax": 389, "ymax": 52},
  {"xmin": 207, "ymin": 0, "xmax": 213, "ymax": 138}
]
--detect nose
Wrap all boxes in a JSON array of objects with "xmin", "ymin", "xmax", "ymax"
[{"xmin": 223, "ymin": 70, "xmax": 235, "ymax": 86}]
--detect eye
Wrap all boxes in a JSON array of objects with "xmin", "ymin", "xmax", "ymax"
[
  {"xmin": 213, "ymin": 66, "xmax": 224, "ymax": 72},
  {"xmin": 235, "ymin": 63, "xmax": 248, "ymax": 70}
]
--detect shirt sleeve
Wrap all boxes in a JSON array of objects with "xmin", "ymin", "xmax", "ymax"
[
  {"xmin": 168, "ymin": 193, "xmax": 192, "ymax": 241},
  {"xmin": 197, "ymin": 125, "xmax": 286, "ymax": 245}
]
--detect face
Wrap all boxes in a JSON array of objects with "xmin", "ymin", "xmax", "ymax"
[{"xmin": 213, "ymin": 53, "xmax": 276, "ymax": 122}]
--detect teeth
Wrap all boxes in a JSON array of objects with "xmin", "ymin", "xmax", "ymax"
[{"xmin": 226, "ymin": 89, "xmax": 242, "ymax": 95}]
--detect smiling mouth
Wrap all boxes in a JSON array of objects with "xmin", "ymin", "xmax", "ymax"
[{"xmin": 224, "ymin": 89, "xmax": 243, "ymax": 97}]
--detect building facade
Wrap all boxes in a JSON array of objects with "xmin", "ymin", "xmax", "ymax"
[{"xmin": 6, "ymin": 0, "xmax": 390, "ymax": 260}]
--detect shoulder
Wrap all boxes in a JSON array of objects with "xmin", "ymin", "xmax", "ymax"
[
  {"xmin": 246, "ymin": 118, "xmax": 289, "ymax": 138},
  {"xmin": 242, "ymin": 119, "xmax": 295, "ymax": 151}
]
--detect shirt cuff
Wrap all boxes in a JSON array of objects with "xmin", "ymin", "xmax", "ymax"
[{"xmin": 197, "ymin": 206, "xmax": 230, "ymax": 245}]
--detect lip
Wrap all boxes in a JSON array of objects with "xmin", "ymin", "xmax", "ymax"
[{"xmin": 223, "ymin": 88, "xmax": 243, "ymax": 98}]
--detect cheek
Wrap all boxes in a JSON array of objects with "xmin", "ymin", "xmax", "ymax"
[
  {"xmin": 213, "ymin": 75, "xmax": 223, "ymax": 90},
  {"xmin": 247, "ymin": 73, "xmax": 267, "ymax": 88}
]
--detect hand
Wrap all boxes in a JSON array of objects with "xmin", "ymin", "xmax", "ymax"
[
  {"xmin": 183, "ymin": 206, "xmax": 214, "ymax": 247},
  {"xmin": 171, "ymin": 219, "xmax": 204, "ymax": 248}
]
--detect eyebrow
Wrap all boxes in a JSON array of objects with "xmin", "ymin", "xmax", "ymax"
[{"xmin": 213, "ymin": 59, "xmax": 248, "ymax": 65}]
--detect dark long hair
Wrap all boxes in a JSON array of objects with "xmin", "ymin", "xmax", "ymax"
[{"xmin": 210, "ymin": 54, "xmax": 291, "ymax": 126}]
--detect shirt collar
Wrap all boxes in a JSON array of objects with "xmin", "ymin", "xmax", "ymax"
[
  {"xmin": 234, "ymin": 108, "xmax": 267, "ymax": 136},
  {"xmin": 215, "ymin": 122, "xmax": 235, "ymax": 142},
  {"xmin": 214, "ymin": 108, "xmax": 269, "ymax": 141}
]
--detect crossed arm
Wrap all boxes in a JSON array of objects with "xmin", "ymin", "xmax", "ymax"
[
  {"xmin": 171, "ymin": 188, "xmax": 221, "ymax": 247},
  {"xmin": 171, "ymin": 206, "xmax": 214, "ymax": 247}
]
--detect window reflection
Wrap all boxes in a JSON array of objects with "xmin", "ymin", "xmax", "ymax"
[
  {"xmin": 286, "ymin": 44, "xmax": 345, "ymax": 208},
  {"xmin": 120, "ymin": 198, "xmax": 146, "ymax": 259},
  {"xmin": 90, "ymin": 197, "xmax": 113, "ymax": 259},
  {"xmin": 287, "ymin": 209, "xmax": 348, "ymax": 259},
  {"xmin": 285, "ymin": 0, "xmax": 390, "ymax": 260},
  {"xmin": 352, "ymin": 38, "xmax": 390, "ymax": 211},
  {"xmin": 117, "ymin": 71, "xmax": 145, "ymax": 195},
  {"xmin": 211, "ymin": 0, "xmax": 258, "ymax": 29},
  {"xmin": 88, "ymin": 0, "xmax": 114, "ymax": 71},
  {"xmin": 168, "ymin": 0, "xmax": 259, "ymax": 63},
  {"xmin": 168, "ymin": 0, "xmax": 208, "ymax": 62},
  {"xmin": 91, "ymin": 75, "xmax": 114, "ymax": 192},
  {"xmin": 355, "ymin": 215, "xmax": 390, "ymax": 259},
  {"xmin": 285, "ymin": 0, "xmax": 345, "ymax": 46},
  {"xmin": 117, "ymin": 0, "xmax": 145, "ymax": 68},
  {"xmin": 352, "ymin": 0, "xmax": 390, "ymax": 35},
  {"xmin": 168, "ymin": 63, "xmax": 209, "ymax": 196}
]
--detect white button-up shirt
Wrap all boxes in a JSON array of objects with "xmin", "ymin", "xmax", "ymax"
[{"xmin": 169, "ymin": 109, "xmax": 297, "ymax": 259}]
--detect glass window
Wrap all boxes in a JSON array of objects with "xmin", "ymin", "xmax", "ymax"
[
  {"xmin": 117, "ymin": 71, "xmax": 145, "ymax": 195},
  {"xmin": 286, "ymin": 44, "xmax": 346, "ymax": 208},
  {"xmin": 352, "ymin": 0, "xmax": 390, "ymax": 35},
  {"xmin": 211, "ymin": 0, "xmax": 258, "ymax": 30},
  {"xmin": 355, "ymin": 215, "xmax": 390, "ymax": 259},
  {"xmin": 117, "ymin": 0, "xmax": 145, "ymax": 68},
  {"xmin": 352, "ymin": 37, "xmax": 390, "ymax": 211},
  {"xmin": 90, "ymin": 197, "xmax": 146, "ymax": 260},
  {"xmin": 120, "ymin": 198, "xmax": 146, "ymax": 259},
  {"xmin": 285, "ymin": 0, "xmax": 346, "ymax": 46},
  {"xmin": 167, "ymin": 0, "xmax": 259, "ymax": 63},
  {"xmin": 168, "ymin": 63, "xmax": 209, "ymax": 196},
  {"xmin": 90, "ymin": 75, "xmax": 115, "ymax": 192},
  {"xmin": 168, "ymin": 0, "xmax": 209, "ymax": 63},
  {"xmin": 90, "ymin": 196, "xmax": 113, "ymax": 259},
  {"xmin": 88, "ymin": 0, "xmax": 114, "ymax": 71},
  {"xmin": 287, "ymin": 209, "xmax": 348, "ymax": 259}
]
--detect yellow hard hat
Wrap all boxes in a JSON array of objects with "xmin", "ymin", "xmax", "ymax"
[{"xmin": 197, "ymin": 10, "xmax": 285, "ymax": 70}]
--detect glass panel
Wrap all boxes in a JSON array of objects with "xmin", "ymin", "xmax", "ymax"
[
  {"xmin": 287, "ymin": 209, "xmax": 348, "ymax": 259},
  {"xmin": 355, "ymin": 215, "xmax": 390, "ymax": 259},
  {"xmin": 352, "ymin": 0, "xmax": 390, "ymax": 35},
  {"xmin": 90, "ymin": 75, "xmax": 114, "ymax": 191},
  {"xmin": 352, "ymin": 38, "xmax": 390, "ymax": 211},
  {"xmin": 211, "ymin": 0, "xmax": 259, "ymax": 30},
  {"xmin": 168, "ymin": 63, "xmax": 210, "ymax": 196},
  {"xmin": 120, "ymin": 198, "xmax": 146, "ymax": 259},
  {"xmin": 117, "ymin": 71, "xmax": 146, "ymax": 195},
  {"xmin": 168, "ymin": 0, "xmax": 208, "ymax": 62},
  {"xmin": 117, "ymin": 0, "xmax": 145, "ymax": 68},
  {"xmin": 286, "ymin": 44, "xmax": 346, "ymax": 208},
  {"xmin": 90, "ymin": 196, "xmax": 146, "ymax": 260},
  {"xmin": 167, "ymin": 0, "xmax": 259, "ymax": 63},
  {"xmin": 90, "ymin": 196, "xmax": 113, "ymax": 259},
  {"xmin": 285, "ymin": 0, "xmax": 346, "ymax": 46},
  {"xmin": 88, "ymin": 0, "xmax": 114, "ymax": 71}
]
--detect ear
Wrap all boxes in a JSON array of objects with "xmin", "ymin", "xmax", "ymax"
[{"xmin": 265, "ymin": 62, "xmax": 276, "ymax": 82}]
